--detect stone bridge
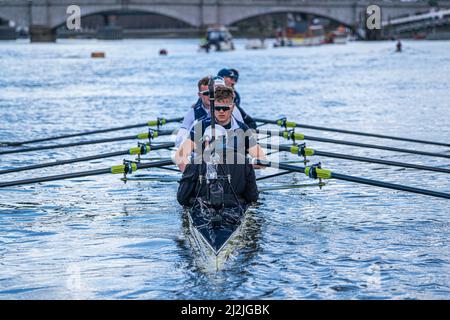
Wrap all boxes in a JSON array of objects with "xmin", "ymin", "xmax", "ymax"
[{"xmin": 0, "ymin": 0, "xmax": 448, "ymax": 40}]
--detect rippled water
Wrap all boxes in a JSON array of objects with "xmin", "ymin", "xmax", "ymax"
[{"xmin": 0, "ymin": 39, "xmax": 449, "ymax": 299}]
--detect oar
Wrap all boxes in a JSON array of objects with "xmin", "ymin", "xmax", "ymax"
[
  {"xmin": 254, "ymin": 117, "xmax": 450, "ymax": 147},
  {"xmin": 257, "ymin": 170, "xmax": 294, "ymax": 181},
  {"xmin": 0, "ymin": 117, "xmax": 182, "ymax": 147},
  {"xmin": 258, "ymin": 183, "xmax": 324, "ymax": 193},
  {"xmin": 254, "ymin": 160, "xmax": 450, "ymax": 200},
  {"xmin": 257, "ymin": 129, "xmax": 450, "ymax": 160},
  {"xmin": 0, "ymin": 159, "xmax": 174, "ymax": 188},
  {"xmin": 0, "ymin": 142, "xmax": 175, "ymax": 175},
  {"xmin": 0, "ymin": 130, "xmax": 173, "ymax": 156},
  {"xmin": 259, "ymin": 143, "xmax": 450, "ymax": 174}
]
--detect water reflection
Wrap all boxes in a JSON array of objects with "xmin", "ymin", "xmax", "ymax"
[{"xmin": 0, "ymin": 39, "xmax": 449, "ymax": 299}]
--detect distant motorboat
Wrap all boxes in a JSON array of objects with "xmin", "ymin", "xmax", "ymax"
[
  {"xmin": 333, "ymin": 34, "xmax": 348, "ymax": 44},
  {"xmin": 289, "ymin": 25, "xmax": 326, "ymax": 46},
  {"xmin": 326, "ymin": 25, "xmax": 349, "ymax": 44},
  {"xmin": 274, "ymin": 23, "xmax": 325, "ymax": 47},
  {"xmin": 199, "ymin": 26, "xmax": 235, "ymax": 52}
]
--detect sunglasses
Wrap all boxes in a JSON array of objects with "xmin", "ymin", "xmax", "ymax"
[
  {"xmin": 215, "ymin": 105, "xmax": 231, "ymax": 112},
  {"xmin": 199, "ymin": 90, "xmax": 210, "ymax": 96}
]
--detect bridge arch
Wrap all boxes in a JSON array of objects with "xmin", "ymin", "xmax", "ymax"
[
  {"xmin": 49, "ymin": 6, "xmax": 198, "ymax": 30},
  {"xmin": 0, "ymin": 12, "xmax": 16, "ymax": 27},
  {"xmin": 223, "ymin": 6, "xmax": 356, "ymax": 29}
]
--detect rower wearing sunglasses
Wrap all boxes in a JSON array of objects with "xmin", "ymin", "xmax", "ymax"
[
  {"xmin": 175, "ymin": 76, "xmax": 253, "ymax": 147},
  {"xmin": 217, "ymin": 68, "xmax": 257, "ymax": 130},
  {"xmin": 175, "ymin": 85, "xmax": 266, "ymax": 173}
]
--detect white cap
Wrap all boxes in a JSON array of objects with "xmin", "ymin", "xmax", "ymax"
[{"xmin": 212, "ymin": 76, "xmax": 225, "ymax": 87}]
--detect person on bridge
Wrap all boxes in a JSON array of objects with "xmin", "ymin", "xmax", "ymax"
[
  {"xmin": 175, "ymin": 76, "xmax": 256, "ymax": 147},
  {"xmin": 217, "ymin": 68, "xmax": 257, "ymax": 129}
]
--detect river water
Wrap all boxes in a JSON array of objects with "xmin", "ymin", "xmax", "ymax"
[{"xmin": 0, "ymin": 39, "xmax": 449, "ymax": 299}]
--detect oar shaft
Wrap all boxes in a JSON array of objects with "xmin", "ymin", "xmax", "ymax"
[
  {"xmin": 0, "ymin": 142, "xmax": 175, "ymax": 175},
  {"xmin": 0, "ymin": 168, "xmax": 110, "ymax": 188},
  {"xmin": 0, "ymin": 130, "xmax": 173, "ymax": 156},
  {"xmin": 0, "ymin": 135, "xmax": 135, "ymax": 155},
  {"xmin": 330, "ymin": 171, "xmax": 450, "ymax": 199},
  {"xmin": 256, "ymin": 170, "xmax": 294, "ymax": 181},
  {"xmin": 254, "ymin": 160, "xmax": 450, "ymax": 200},
  {"xmin": 301, "ymin": 124, "xmax": 449, "ymax": 147},
  {"xmin": 278, "ymin": 162, "xmax": 450, "ymax": 200},
  {"xmin": 0, "ymin": 159, "xmax": 174, "ymax": 188},
  {"xmin": 313, "ymin": 150, "xmax": 450, "ymax": 174},
  {"xmin": 258, "ymin": 130, "xmax": 450, "ymax": 160},
  {"xmin": 304, "ymin": 135, "xmax": 450, "ymax": 159},
  {"xmin": 7, "ymin": 124, "xmax": 147, "ymax": 146},
  {"xmin": 261, "ymin": 143, "xmax": 450, "ymax": 174},
  {"xmin": 253, "ymin": 118, "xmax": 450, "ymax": 147},
  {"xmin": 1, "ymin": 117, "xmax": 182, "ymax": 146},
  {"xmin": 209, "ymin": 77, "xmax": 216, "ymax": 146},
  {"xmin": 0, "ymin": 150, "xmax": 124, "ymax": 175}
]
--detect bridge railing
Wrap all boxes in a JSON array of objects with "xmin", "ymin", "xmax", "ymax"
[
  {"xmin": 394, "ymin": 15, "xmax": 450, "ymax": 33},
  {"xmin": 383, "ymin": 8, "xmax": 450, "ymax": 27}
]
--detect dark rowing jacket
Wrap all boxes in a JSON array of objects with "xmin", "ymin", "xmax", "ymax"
[
  {"xmin": 193, "ymin": 99, "xmax": 208, "ymax": 121},
  {"xmin": 234, "ymin": 90, "xmax": 241, "ymax": 108},
  {"xmin": 177, "ymin": 156, "xmax": 258, "ymax": 207}
]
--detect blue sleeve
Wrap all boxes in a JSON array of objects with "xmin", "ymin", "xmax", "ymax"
[
  {"xmin": 181, "ymin": 109, "xmax": 195, "ymax": 130},
  {"xmin": 177, "ymin": 164, "xmax": 200, "ymax": 206},
  {"xmin": 234, "ymin": 91, "xmax": 241, "ymax": 107}
]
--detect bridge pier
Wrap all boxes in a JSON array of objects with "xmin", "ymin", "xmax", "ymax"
[
  {"xmin": 97, "ymin": 15, "xmax": 124, "ymax": 40},
  {"xmin": 0, "ymin": 26, "xmax": 17, "ymax": 40},
  {"xmin": 365, "ymin": 28, "xmax": 382, "ymax": 40},
  {"xmin": 29, "ymin": 25, "xmax": 56, "ymax": 42},
  {"xmin": 1, "ymin": 0, "xmax": 447, "ymax": 41}
]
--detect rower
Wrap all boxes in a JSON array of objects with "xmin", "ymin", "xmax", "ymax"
[
  {"xmin": 175, "ymin": 76, "xmax": 253, "ymax": 147},
  {"xmin": 176, "ymin": 128, "xmax": 259, "ymax": 208},
  {"xmin": 396, "ymin": 39, "xmax": 402, "ymax": 52},
  {"xmin": 217, "ymin": 68, "xmax": 257, "ymax": 129},
  {"xmin": 175, "ymin": 85, "xmax": 266, "ymax": 173}
]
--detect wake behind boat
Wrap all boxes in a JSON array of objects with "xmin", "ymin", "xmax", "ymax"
[{"xmin": 186, "ymin": 199, "xmax": 249, "ymax": 270}]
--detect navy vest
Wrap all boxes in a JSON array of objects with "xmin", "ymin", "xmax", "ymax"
[{"xmin": 193, "ymin": 99, "xmax": 209, "ymax": 121}]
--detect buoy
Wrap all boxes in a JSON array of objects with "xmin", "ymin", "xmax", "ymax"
[
  {"xmin": 159, "ymin": 49, "xmax": 168, "ymax": 56},
  {"xmin": 91, "ymin": 52, "xmax": 105, "ymax": 58}
]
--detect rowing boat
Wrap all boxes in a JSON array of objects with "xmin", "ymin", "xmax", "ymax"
[
  {"xmin": 186, "ymin": 198, "xmax": 249, "ymax": 270},
  {"xmin": 1, "ymin": 115, "xmax": 449, "ymax": 273}
]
